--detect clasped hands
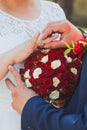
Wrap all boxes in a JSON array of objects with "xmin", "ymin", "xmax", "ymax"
[{"xmin": 5, "ymin": 20, "xmax": 83, "ymax": 114}]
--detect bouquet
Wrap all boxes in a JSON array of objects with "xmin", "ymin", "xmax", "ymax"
[{"xmin": 20, "ymin": 38, "xmax": 87, "ymax": 108}]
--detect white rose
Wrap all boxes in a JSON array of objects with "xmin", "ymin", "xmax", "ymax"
[
  {"xmin": 71, "ymin": 67, "xmax": 77, "ymax": 75},
  {"xmin": 24, "ymin": 69, "xmax": 31, "ymax": 79},
  {"xmin": 65, "ymin": 55, "xmax": 72, "ymax": 63},
  {"xmin": 53, "ymin": 77, "xmax": 60, "ymax": 87},
  {"xmin": 41, "ymin": 49, "xmax": 50, "ymax": 53},
  {"xmin": 51, "ymin": 60, "xmax": 61, "ymax": 69},
  {"xmin": 33, "ymin": 67, "xmax": 42, "ymax": 79},
  {"xmin": 25, "ymin": 79, "xmax": 32, "ymax": 88},
  {"xmin": 41, "ymin": 55, "xmax": 48, "ymax": 63},
  {"xmin": 49, "ymin": 90, "xmax": 59, "ymax": 100}
]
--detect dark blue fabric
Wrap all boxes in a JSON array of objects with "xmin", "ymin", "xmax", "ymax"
[{"xmin": 21, "ymin": 54, "xmax": 87, "ymax": 130}]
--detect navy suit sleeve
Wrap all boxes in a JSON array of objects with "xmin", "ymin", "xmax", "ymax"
[{"xmin": 21, "ymin": 96, "xmax": 87, "ymax": 130}]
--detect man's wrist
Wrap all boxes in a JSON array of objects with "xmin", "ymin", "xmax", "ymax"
[{"xmin": 78, "ymin": 28, "xmax": 87, "ymax": 38}]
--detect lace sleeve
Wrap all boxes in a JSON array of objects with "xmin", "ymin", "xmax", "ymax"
[
  {"xmin": 43, "ymin": 1, "xmax": 66, "ymax": 22},
  {"xmin": 56, "ymin": 3, "xmax": 66, "ymax": 20}
]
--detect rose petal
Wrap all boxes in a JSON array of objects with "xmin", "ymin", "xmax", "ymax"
[
  {"xmin": 49, "ymin": 90, "xmax": 59, "ymax": 99},
  {"xmin": 41, "ymin": 55, "xmax": 48, "ymax": 63},
  {"xmin": 53, "ymin": 77, "xmax": 60, "ymax": 87},
  {"xmin": 24, "ymin": 69, "xmax": 31, "ymax": 79},
  {"xmin": 51, "ymin": 60, "xmax": 61, "ymax": 69},
  {"xmin": 33, "ymin": 68, "xmax": 42, "ymax": 79},
  {"xmin": 25, "ymin": 79, "xmax": 32, "ymax": 88},
  {"xmin": 71, "ymin": 67, "xmax": 77, "ymax": 75}
]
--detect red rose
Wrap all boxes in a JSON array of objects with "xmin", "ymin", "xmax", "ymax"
[
  {"xmin": 39, "ymin": 77, "xmax": 53, "ymax": 88},
  {"xmin": 74, "ymin": 42, "xmax": 84, "ymax": 59},
  {"xmin": 20, "ymin": 38, "xmax": 87, "ymax": 108}
]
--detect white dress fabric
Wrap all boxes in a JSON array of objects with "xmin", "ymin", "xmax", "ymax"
[{"xmin": 0, "ymin": 0, "xmax": 66, "ymax": 130}]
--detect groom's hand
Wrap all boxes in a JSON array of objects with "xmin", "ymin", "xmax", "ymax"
[
  {"xmin": 5, "ymin": 65, "xmax": 38, "ymax": 114},
  {"xmin": 40, "ymin": 20, "xmax": 83, "ymax": 49}
]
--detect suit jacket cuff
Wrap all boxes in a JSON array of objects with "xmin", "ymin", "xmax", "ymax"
[{"xmin": 21, "ymin": 96, "xmax": 46, "ymax": 130}]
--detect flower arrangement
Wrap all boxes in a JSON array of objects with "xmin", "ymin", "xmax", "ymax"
[{"xmin": 20, "ymin": 38, "xmax": 87, "ymax": 108}]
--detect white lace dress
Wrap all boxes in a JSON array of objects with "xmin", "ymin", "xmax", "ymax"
[{"xmin": 0, "ymin": 0, "xmax": 66, "ymax": 130}]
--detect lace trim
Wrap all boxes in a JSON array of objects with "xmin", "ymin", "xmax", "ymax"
[
  {"xmin": 0, "ymin": 0, "xmax": 66, "ymax": 38},
  {"xmin": 0, "ymin": 0, "xmax": 43, "ymax": 22}
]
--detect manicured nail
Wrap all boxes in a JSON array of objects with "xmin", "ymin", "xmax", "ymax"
[{"xmin": 8, "ymin": 65, "xmax": 13, "ymax": 70}]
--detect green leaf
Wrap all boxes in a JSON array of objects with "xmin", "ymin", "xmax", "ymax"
[
  {"xmin": 64, "ymin": 42, "xmax": 71, "ymax": 49},
  {"xmin": 64, "ymin": 48, "xmax": 71, "ymax": 55},
  {"xmin": 82, "ymin": 42, "xmax": 87, "ymax": 46},
  {"xmin": 71, "ymin": 41, "xmax": 75, "ymax": 48}
]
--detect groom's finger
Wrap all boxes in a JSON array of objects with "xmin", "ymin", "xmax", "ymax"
[
  {"xmin": 44, "ymin": 40, "xmax": 65, "ymax": 49},
  {"xmin": 38, "ymin": 35, "xmax": 58, "ymax": 48},
  {"xmin": 5, "ymin": 78, "xmax": 16, "ymax": 93},
  {"xmin": 41, "ymin": 21, "xmax": 66, "ymax": 40},
  {"xmin": 8, "ymin": 65, "xmax": 23, "ymax": 87}
]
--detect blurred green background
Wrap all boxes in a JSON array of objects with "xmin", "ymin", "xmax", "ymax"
[{"xmin": 48, "ymin": 0, "xmax": 87, "ymax": 30}]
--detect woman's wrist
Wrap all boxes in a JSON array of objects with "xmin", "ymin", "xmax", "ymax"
[{"xmin": 6, "ymin": 51, "xmax": 15, "ymax": 65}]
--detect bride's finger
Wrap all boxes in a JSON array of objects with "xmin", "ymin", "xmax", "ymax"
[
  {"xmin": 38, "ymin": 35, "xmax": 58, "ymax": 48},
  {"xmin": 8, "ymin": 65, "xmax": 24, "ymax": 87},
  {"xmin": 5, "ymin": 78, "xmax": 16, "ymax": 93},
  {"xmin": 32, "ymin": 32, "xmax": 40, "ymax": 44}
]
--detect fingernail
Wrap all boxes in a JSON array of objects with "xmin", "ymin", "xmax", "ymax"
[
  {"xmin": 38, "ymin": 32, "xmax": 42, "ymax": 41},
  {"xmin": 44, "ymin": 45, "xmax": 49, "ymax": 48},
  {"xmin": 8, "ymin": 65, "xmax": 13, "ymax": 70}
]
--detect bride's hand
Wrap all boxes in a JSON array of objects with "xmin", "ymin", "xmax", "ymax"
[
  {"xmin": 11, "ymin": 32, "xmax": 40, "ymax": 64},
  {"xmin": 0, "ymin": 32, "xmax": 40, "ymax": 80},
  {"xmin": 38, "ymin": 33, "xmax": 59, "ymax": 49}
]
